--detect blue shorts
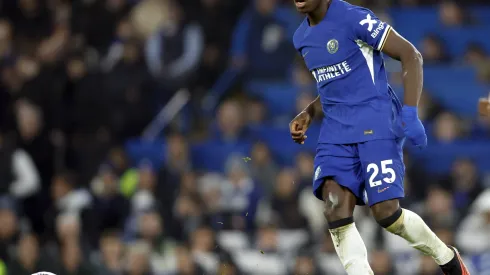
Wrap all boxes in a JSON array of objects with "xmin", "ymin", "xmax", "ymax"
[{"xmin": 312, "ymin": 138, "xmax": 405, "ymax": 206}]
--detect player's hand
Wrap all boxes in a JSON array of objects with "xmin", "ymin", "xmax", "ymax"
[
  {"xmin": 401, "ymin": 105, "xmax": 427, "ymax": 148},
  {"xmin": 289, "ymin": 111, "xmax": 312, "ymax": 144}
]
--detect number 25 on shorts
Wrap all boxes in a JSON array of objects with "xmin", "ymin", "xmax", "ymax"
[{"xmin": 367, "ymin": 159, "xmax": 396, "ymax": 187}]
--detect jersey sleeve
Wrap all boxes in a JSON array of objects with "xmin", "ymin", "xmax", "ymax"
[{"xmin": 351, "ymin": 8, "xmax": 392, "ymax": 51}]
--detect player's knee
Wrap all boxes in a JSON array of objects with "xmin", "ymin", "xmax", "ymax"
[
  {"xmin": 322, "ymin": 179, "xmax": 355, "ymax": 222},
  {"xmin": 371, "ymin": 199, "xmax": 402, "ymax": 228}
]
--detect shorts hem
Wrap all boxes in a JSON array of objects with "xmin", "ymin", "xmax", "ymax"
[
  {"xmin": 313, "ymin": 176, "xmax": 366, "ymax": 205},
  {"xmin": 367, "ymin": 195, "xmax": 404, "ymax": 207}
]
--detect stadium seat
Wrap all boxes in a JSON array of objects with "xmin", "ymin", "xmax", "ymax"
[
  {"xmin": 191, "ymin": 140, "xmax": 252, "ymax": 172},
  {"xmin": 469, "ymin": 6, "xmax": 490, "ymax": 24},
  {"xmin": 125, "ymin": 138, "xmax": 166, "ymax": 168},
  {"xmin": 245, "ymin": 81, "xmax": 299, "ymax": 116},
  {"xmin": 412, "ymin": 140, "xmax": 490, "ymax": 174},
  {"xmin": 249, "ymin": 124, "xmax": 319, "ymax": 165},
  {"xmin": 423, "ymin": 66, "xmax": 485, "ymax": 116}
]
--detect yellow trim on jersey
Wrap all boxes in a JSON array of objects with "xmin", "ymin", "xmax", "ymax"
[{"xmin": 379, "ymin": 26, "xmax": 392, "ymax": 51}]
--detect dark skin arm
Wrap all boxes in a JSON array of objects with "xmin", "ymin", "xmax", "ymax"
[
  {"xmin": 290, "ymin": 95, "xmax": 321, "ymax": 144},
  {"xmin": 304, "ymin": 95, "xmax": 321, "ymax": 118},
  {"xmin": 381, "ymin": 28, "xmax": 424, "ymax": 107}
]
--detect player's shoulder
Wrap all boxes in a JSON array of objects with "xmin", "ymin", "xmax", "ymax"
[
  {"xmin": 336, "ymin": 0, "xmax": 378, "ymax": 23},
  {"xmin": 293, "ymin": 18, "xmax": 309, "ymax": 49}
]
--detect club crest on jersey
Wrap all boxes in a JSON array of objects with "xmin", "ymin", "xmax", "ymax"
[{"xmin": 327, "ymin": 39, "xmax": 339, "ymax": 54}]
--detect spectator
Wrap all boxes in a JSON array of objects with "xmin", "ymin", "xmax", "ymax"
[
  {"xmin": 216, "ymin": 253, "xmax": 243, "ymax": 275},
  {"xmin": 438, "ymin": 1, "xmax": 474, "ymax": 27},
  {"xmin": 456, "ymin": 188, "xmax": 490, "ymax": 254},
  {"xmin": 173, "ymin": 245, "xmax": 205, "ymax": 275},
  {"xmin": 255, "ymin": 224, "xmax": 279, "ymax": 253},
  {"xmin": 50, "ymin": 172, "xmax": 92, "ymax": 216},
  {"xmin": 158, "ymin": 133, "xmax": 191, "ymax": 225},
  {"xmin": 76, "ymin": 0, "xmax": 130, "ymax": 55},
  {"xmin": 249, "ymin": 142, "xmax": 278, "ymax": 195},
  {"xmin": 432, "ymin": 111, "xmax": 462, "ymax": 144},
  {"xmin": 289, "ymin": 250, "xmax": 321, "ymax": 275},
  {"xmin": 14, "ymin": 98, "xmax": 56, "ymax": 188},
  {"xmin": 295, "ymin": 151, "xmax": 314, "ymax": 189},
  {"xmin": 90, "ymin": 165, "xmax": 130, "ymax": 245},
  {"xmin": 56, "ymin": 214, "xmax": 82, "ymax": 245},
  {"xmin": 125, "ymin": 241, "xmax": 154, "ymax": 275},
  {"xmin": 7, "ymin": 234, "xmax": 55, "ymax": 275},
  {"xmin": 418, "ymin": 255, "xmax": 440, "ymax": 275},
  {"xmin": 417, "ymin": 92, "xmax": 443, "ymax": 122},
  {"xmin": 245, "ymin": 97, "xmax": 267, "ymax": 126},
  {"xmin": 145, "ymin": 0, "xmax": 204, "ymax": 92},
  {"xmin": 439, "ymin": 159, "xmax": 483, "ymax": 215},
  {"xmin": 0, "ymin": 20, "xmax": 12, "ymax": 61},
  {"xmin": 193, "ymin": 0, "xmax": 238, "ymax": 90},
  {"xmin": 230, "ymin": 0, "xmax": 298, "ymax": 80},
  {"xmin": 257, "ymin": 168, "xmax": 308, "ymax": 229},
  {"xmin": 463, "ymin": 43, "xmax": 488, "ymax": 66},
  {"xmin": 103, "ymin": 38, "xmax": 154, "ymax": 138},
  {"xmin": 220, "ymin": 155, "xmax": 262, "ymax": 230},
  {"xmin": 215, "ymin": 100, "xmax": 247, "ymax": 142},
  {"xmin": 173, "ymin": 194, "xmax": 204, "ymax": 240},
  {"xmin": 59, "ymin": 240, "xmax": 94, "ymax": 275},
  {"xmin": 134, "ymin": 209, "xmax": 177, "ymax": 274},
  {"xmin": 0, "ymin": 198, "xmax": 18, "ymax": 264},
  {"xmin": 0, "ymin": 129, "xmax": 40, "ymax": 199},
  {"xmin": 423, "ymin": 186, "xmax": 458, "ymax": 228},
  {"xmin": 370, "ymin": 250, "xmax": 397, "ymax": 275},
  {"xmin": 420, "ymin": 34, "xmax": 451, "ymax": 64},
  {"xmin": 45, "ymin": 172, "xmax": 92, "ymax": 244},
  {"xmin": 316, "ymin": 229, "xmax": 345, "ymax": 274},
  {"xmin": 434, "ymin": 227, "xmax": 455, "ymax": 247},
  {"xmin": 190, "ymin": 225, "xmax": 219, "ymax": 273},
  {"xmin": 94, "ymin": 231, "xmax": 125, "ymax": 275}
]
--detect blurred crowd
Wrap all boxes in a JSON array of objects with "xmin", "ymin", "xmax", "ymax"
[{"xmin": 0, "ymin": 0, "xmax": 490, "ymax": 275}]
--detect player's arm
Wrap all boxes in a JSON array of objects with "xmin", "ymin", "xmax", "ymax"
[
  {"xmin": 382, "ymin": 30, "xmax": 427, "ymax": 146},
  {"xmin": 352, "ymin": 9, "xmax": 427, "ymax": 147},
  {"xmin": 352, "ymin": 9, "xmax": 423, "ymax": 106},
  {"xmin": 381, "ymin": 30, "xmax": 423, "ymax": 107},
  {"xmin": 290, "ymin": 96, "xmax": 320, "ymax": 144},
  {"xmin": 304, "ymin": 95, "xmax": 321, "ymax": 118}
]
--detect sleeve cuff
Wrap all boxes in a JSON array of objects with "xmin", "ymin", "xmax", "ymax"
[{"xmin": 377, "ymin": 25, "xmax": 392, "ymax": 51}]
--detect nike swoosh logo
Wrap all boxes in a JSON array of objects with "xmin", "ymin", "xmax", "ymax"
[
  {"xmin": 302, "ymin": 51, "xmax": 309, "ymax": 57},
  {"xmin": 377, "ymin": 186, "xmax": 390, "ymax": 193}
]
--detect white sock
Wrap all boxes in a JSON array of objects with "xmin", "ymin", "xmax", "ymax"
[
  {"xmin": 385, "ymin": 208, "xmax": 454, "ymax": 265},
  {"xmin": 329, "ymin": 222, "xmax": 374, "ymax": 275}
]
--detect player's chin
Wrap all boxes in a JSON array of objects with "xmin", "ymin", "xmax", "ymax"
[{"xmin": 294, "ymin": 0, "xmax": 312, "ymax": 13}]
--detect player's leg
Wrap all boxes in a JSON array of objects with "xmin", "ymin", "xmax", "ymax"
[
  {"xmin": 313, "ymin": 145, "xmax": 373, "ymax": 275},
  {"xmin": 360, "ymin": 139, "xmax": 470, "ymax": 275},
  {"xmin": 320, "ymin": 180, "xmax": 373, "ymax": 275}
]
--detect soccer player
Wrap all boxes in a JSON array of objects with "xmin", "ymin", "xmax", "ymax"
[{"xmin": 289, "ymin": 0, "xmax": 470, "ymax": 274}]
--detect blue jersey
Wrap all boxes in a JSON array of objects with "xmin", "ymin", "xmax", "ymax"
[{"xmin": 293, "ymin": 0, "xmax": 403, "ymax": 144}]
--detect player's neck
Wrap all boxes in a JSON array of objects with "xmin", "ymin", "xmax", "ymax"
[{"xmin": 307, "ymin": 0, "xmax": 331, "ymax": 26}]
